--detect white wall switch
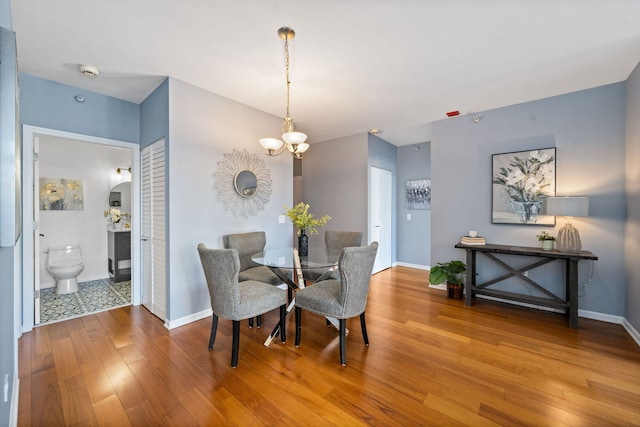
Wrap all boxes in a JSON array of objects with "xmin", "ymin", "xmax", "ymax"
[
  {"xmin": 407, "ymin": 213, "xmax": 412, "ymax": 220},
  {"xmin": 278, "ymin": 215, "xmax": 286, "ymax": 224}
]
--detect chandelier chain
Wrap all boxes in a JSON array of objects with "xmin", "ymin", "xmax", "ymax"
[{"xmin": 284, "ymin": 35, "xmax": 291, "ymax": 126}]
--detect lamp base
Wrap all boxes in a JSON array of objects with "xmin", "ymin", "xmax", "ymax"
[{"xmin": 556, "ymin": 223, "xmax": 582, "ymax": 252}]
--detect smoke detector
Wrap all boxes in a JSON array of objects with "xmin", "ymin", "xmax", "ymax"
[{"xmin": 79, "ymin": 64, "xmax": 100, "ymax": 77}]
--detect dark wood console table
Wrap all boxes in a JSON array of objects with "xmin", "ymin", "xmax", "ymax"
[{"xmin": 455, "ymin": 243, "xmax": 598, "ymax": 328}]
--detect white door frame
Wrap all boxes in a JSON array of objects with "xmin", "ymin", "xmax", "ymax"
[{"xmin": 21, "ymin": 125, "xmax": 141, "ymax": 332}]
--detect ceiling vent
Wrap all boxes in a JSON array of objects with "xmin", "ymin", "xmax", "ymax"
[{"xmin": 79, "ymin": 64, "xmax": 99, "ymax": 77}]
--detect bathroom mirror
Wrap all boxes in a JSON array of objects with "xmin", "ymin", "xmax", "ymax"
[
  {"xmin": 234, "ymin": 170, "xmax": 258, "ymax": 197},
  {"xmin": 109, "ymin": 182, "xmax": 132, "ymax": 214}
]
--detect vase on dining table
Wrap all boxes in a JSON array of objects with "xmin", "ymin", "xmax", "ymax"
[
  {"xmin": 298, "ymin": 229, "xmax": 309, "ymax": 257},
  {"xmin": 509, "ymin": 199, "xmax": 543, "ymax": 224}
]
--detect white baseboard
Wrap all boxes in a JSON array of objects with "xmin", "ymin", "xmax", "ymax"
[
  {"xmin": 428, "ymin": 283, "xmax": 447, "ymax": 291},
  {"xmin": 9, "ymin": 376, "xmax": 18, "ymax": 427},
  {"xmin": 578, "ymin": 309, "xmax": 624, "ymax": 324},
  {"xmin": 622, "ymin": 318, "xmax": 640, "ymax": 347},
  {"xmin": 165, "ymin": 308, "xmax": 212, "ymax": 330},
  {"xmin": 393, "ymin": 262, "xmax": 430, "ymax": 270}
]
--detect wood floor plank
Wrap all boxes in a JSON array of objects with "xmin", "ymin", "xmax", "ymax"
[
  {"xmin": 18, "ymin": 266, "xmax": 640, "ymax": 426},
  {"xmin": 93, "ymin": 394, "xmax": 132, "ymax": 427}
]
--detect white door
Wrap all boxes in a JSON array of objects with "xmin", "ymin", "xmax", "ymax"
[
  {"xmin": 141, "ymin": 139, "xmax": 167, "ymax": 320},
  {"xmin": 370, "ymin": 167, "xmax": 392, "ymax": 273}
]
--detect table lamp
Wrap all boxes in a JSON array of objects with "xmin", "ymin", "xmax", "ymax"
[{"xmin": 545, "ymin": 196, "xmax": 589, "ymax": 252}]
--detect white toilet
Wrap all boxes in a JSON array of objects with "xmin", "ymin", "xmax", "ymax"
[{"xmin": 45, "ymin": 245, "xmax": 85, "ymax": 294}]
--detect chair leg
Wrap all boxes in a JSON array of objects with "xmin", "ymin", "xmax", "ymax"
[
  {"xmin": 248, "ymin": 317, "xmax": 253, "ymax": 328},
  {"xmin": 256, "ymin": 315, "xmax": 262, "ymax": 328},
  {"xmin": 339, "ymin": 319, "xmax": 347, "ymax": 366},
  {"xmin": 208, "ymin": 314, "xmax": 218, "ymax": 350},
  {"xmin": 360, "ymin": 312, "xmax": 369, "ymax": 346},
  {"xmin": 295, "ymin": 307, "xmax": 302, "ymax": 347},
  {"xmin": 279, "ymin": 305, "xmax": 286, "ymax": 343},
  {"xmin": 231, "ymin": 320, "xmax": 240, "ymax": 368}
]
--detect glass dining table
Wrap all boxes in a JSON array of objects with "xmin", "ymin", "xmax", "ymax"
[{"xmin": 251, "ymin": 246, "xmax": 341, "ymax": 346}]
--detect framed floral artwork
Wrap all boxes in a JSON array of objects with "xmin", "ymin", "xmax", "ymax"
[
  {"xmin": 39, "ymin": 178, "xmax": 84, "ymax": 210},
  {"xmin": 492, "ymin": 148, "xmax": 556, "ymax": 225}
]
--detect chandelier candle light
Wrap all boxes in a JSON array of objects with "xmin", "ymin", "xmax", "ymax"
[
  {"xmin": 259, "ymin": 27, "xmax": 310, "ymax": 159},
  {"xmin": 545, "ymin": 196, "xmax": 589, "ymax": 252}
]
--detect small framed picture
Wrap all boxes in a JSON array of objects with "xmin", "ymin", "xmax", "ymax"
[{"xmin": 406, "ymin": 179, "xmax": 431, "ymax": 210}]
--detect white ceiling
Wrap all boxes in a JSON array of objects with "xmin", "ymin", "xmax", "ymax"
[{"xmin": 10, "ymin": 0, "xmax": 640, "ymax": 146}]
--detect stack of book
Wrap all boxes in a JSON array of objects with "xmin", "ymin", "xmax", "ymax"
[{"xmin": 460, "ymin": 235, "xmax": 486, "ymax": 245}]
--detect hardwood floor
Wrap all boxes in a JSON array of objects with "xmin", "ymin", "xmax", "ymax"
[{"xmin": 18, "ymin": 267, "xmax": 640, "ymax": 426}]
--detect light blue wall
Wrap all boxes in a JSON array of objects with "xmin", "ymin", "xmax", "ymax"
[
  {"xmin": 19, "ymin": 74, "xmax": 140, "ymax": 143},
  {"xmin": 302, "ymin": 133, "xmax": 369, "ymax": 247},
  {"xmin": 397, "ymin": 142, "xmax": 431, "ymax": 267},
  {"xmin": 625, "ymin": 62, "xmax": 640, "ymax": 331},
  {"xmin": 0, "ymin": 0, "xmax": 10, "ymax": 29},
  {"xmin": 432, "ymin": 83, "xmax": 627, "ymax": 316},
  {"xmin": 166, "ymin": 78, "xmax": 293, "ymax": 321},
  {"xmin": 368, "ymin": 133, "xmax": 398, "ymax": 263},
  {"xmin": 141, "ymin": 78, "xmax": 169, "ymax": 147}
]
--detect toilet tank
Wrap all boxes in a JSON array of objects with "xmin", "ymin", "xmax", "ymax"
[{"xmin": 47, "ymin": 244, "xmax": 83, "ymax": 264}]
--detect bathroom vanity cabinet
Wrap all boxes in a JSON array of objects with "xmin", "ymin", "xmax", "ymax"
[{"xmin": 108, "ymin": 230, "xmax": 131, "ymax": 282}]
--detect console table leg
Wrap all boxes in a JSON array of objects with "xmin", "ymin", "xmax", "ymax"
[
  {"xmin": 465, "ymin": 249, "xmax": 475, "ymax": 306},
  {"xmin": 568, "ymin": 259, "xmax": 579, "ymax": 328}
]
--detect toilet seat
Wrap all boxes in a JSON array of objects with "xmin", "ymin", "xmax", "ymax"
[{"xmin": 49, "ymin": 259, "xmax": 83, "ymax": 269}]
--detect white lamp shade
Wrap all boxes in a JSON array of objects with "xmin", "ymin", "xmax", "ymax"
[
  {"xmin": 259, "ymin": 138, "xmax": 284, "ymax": 151},
  {"xmin": 287, "ymin": 142, "xmax": 310, "ymax": 154},
  {"xmin": 296, "ymin": 142, "xmax": 310, "ymax": 153},
  {"xmin": 546, "ymin": 197, "xmax": 589, "ymax": 217},
  {"xmin": 282, "ymin": 131, "xmax": 307, "ymax": 145}
]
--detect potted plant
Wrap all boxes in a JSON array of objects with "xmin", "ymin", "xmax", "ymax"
[
  {"xmin": 536, "ymin": 231, "xmax": 556, "ymax": 251},
  {"xmin": 284, "ymin": 203, "xmax": 331, "ymax": 256},
  {"xmin": 429, "ymin": 260, "xmax": 467, "ymax": 299}
]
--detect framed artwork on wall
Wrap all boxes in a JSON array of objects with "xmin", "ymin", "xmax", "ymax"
[
  {"xmin": 492, "ymin": 148, "xmax": 556, "ymax": 225},
  {"xmin": 39, "ymin": 178, "xmax": 85, "ymax": 210},
  {"xmin": 406, "ymin": 179, "xmax": 431, "ymax": 210}
]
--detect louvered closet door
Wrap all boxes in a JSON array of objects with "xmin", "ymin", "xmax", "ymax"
[{"xmin": 141, "ymin": 139, "xmax": 167, "ymax": 320}]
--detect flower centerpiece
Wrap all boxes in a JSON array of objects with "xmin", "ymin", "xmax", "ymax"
[
  {"xmin": 284, "ymin": 203, "xmax": 331, "ymax": 256},
  {"xmin": 104, "ymin": 208, "xmax": 129, "ymax": 228},
  {"xmin": 493, "ymin": 150, "xmax": 555, "ymax": 223},
  {"xmin": 536, "ymin": 231, "xmax": 556, "ymax": 250},
  {"xmin": 105, "ymin": 207, "xmax": 122, "ymax": 223}
]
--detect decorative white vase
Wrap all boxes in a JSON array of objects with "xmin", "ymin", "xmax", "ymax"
[{"xmin": 510, "ymin": 199, "xmax": 543, "ymax": 223}]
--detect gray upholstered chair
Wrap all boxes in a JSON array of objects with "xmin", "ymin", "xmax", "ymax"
[
  {"xmin": 225, "ymin": 231, "xmax": 286, "ymax": 327},
  {"xmin": 294, "ymin": 242, "xmax": 378, "ymax": 366},
  {"xmin": 303, "ymin": 230, "xmax": 363, "ymax": 283},
  {"xmin": 225, "ymin": 231, "xmax": 283, "ymax": 285},
  {"xmin": 197, "ymin": 244, "xmax": 286, "ymax": 368}
]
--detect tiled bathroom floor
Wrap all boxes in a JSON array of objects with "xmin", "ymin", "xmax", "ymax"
[{"xmin": 39, "ymin": 278, "xmax": 131, "ymax": 325}]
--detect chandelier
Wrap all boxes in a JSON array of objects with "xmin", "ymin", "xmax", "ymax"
[{"xmin": 259, "ymin": 27, "xmax": 309, "ymax": 159}]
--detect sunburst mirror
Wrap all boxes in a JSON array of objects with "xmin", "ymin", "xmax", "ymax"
[{"xmin": 214, "ymin": 149, "xmax": 272, "ymax": 217}]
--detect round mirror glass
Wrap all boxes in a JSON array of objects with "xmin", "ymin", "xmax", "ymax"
[
  {"xmin": 234, "ymin": 170, "xmax": 258, "ymax": 198},
  {"xmin": 109, "ymin": 182, "xmax": 132, "ymax": 213}
]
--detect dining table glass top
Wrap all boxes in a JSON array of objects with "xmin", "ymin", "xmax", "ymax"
[{"xmin": 251, "ymin": 246, "xmax": 340, "ymax": 270}]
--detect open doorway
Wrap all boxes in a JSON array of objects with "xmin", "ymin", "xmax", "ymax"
[{"xmin": 22, "ymin": 126, "xmax": 141, "ymax": 332}]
